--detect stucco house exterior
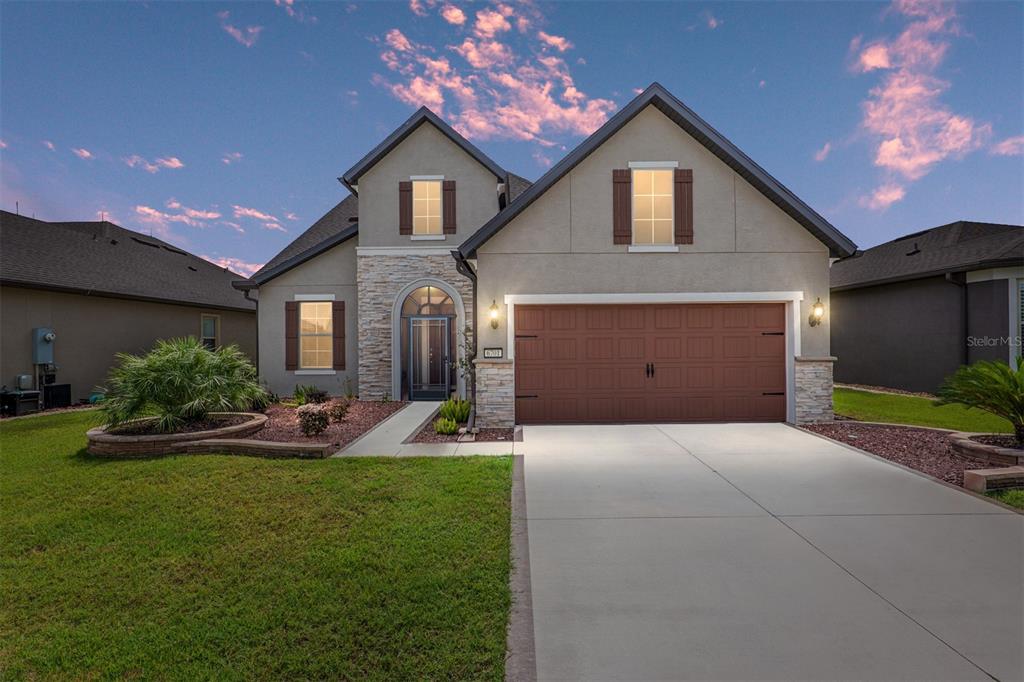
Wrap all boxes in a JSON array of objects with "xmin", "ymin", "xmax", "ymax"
[
  {"xmin": 1, "ymin": 211, "xmax": 256, "ymax": 406},
  {"xmin": 831, "ymin": 221, "xmax": 1023, "ymax": 393},
  {"xmin": 235, "ymin": 83, "xmax": 857, "ymax": 426}
]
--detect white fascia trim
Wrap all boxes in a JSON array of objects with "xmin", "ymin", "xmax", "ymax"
[
  {"xmin": 294, "ymin": 369, "xmax": 337, "ymax": 375},
  {"xmin": 503, "ymin": 292, "xmax": 805, "ymax": 305},
  {"xmin": 628, "ymin": 161, "xmax": 679, "ymax": 169},
  {"xmin": 356, "ymin": 246, "xmax": 454, "ymax": 256},
  {"xmin": 410, "ymin": 174, "xmax": 444, "ymax": 180},
  {"xmin": 410, "ymin": 234, "xmax": 446, "ymax": 241},
  {"xmin": 294, "ymin": 293, "xmax": 336, "ymax": 301},
  {"xmin": 965, "ymin": 266, "xmax": 1024, "ymax": 283},
  {"xmin": 628, "ymin": 245, "xmax": 679, "ymax": 253}
]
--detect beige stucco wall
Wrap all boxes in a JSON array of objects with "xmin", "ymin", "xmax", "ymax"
[
  {"xmin": 356, "ymin": 122, "xmax": 501, "ymax": 247},
  {"xmin": 0, "ymin": 285, "xmax": 255, "ymax": 402},
  {"xmin": 475, "ymin": 104, "xmax": 832, "ymax": 357},
  {"xmin": 256, "ymin": 238, "xmax": 359, "ymax": 397}
]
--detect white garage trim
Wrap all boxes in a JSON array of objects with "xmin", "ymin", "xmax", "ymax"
[{"xmin": 503, "ymin": 291, "xmax": 805, "ymax": 423}]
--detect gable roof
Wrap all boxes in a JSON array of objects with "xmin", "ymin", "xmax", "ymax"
[
  {"xmin": 831, "ymin": 221, "xmax": 1024, "ymax": 291},
  {"xmin": 248, "ymin": 195, "xmax": 358, "ymax": 281},
  {"xmin": 0, "ymin": 211, "xmax": 255, "ymax": 311},
  {"xmin": 340, "ymin": 106, "xmax": 506, "ymax": 192},
  {"xmin": 459, "ymin": 82, "xmax": 857, "ymax": 259}
]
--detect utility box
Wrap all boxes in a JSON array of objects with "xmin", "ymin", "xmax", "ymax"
[{"xmin": 32, "ymin": 328, "xmax": 56, "ymax": 364}]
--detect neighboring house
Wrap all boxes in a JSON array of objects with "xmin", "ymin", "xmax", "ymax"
[
  {"xmin": 1, "ymin": 211, "xmax": 256, "ymax": 404},
  {"xmin": 236, "ymin": 83, "xmax": 856, "ymax": 426},
  {"xmin": 831, "ymin": 221, "xmax": 1024, "ymax": 393}
]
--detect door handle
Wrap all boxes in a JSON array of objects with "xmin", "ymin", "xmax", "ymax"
[{"xmin": 651, "ymin": 363, "xmax": 655, "ymax": 377}]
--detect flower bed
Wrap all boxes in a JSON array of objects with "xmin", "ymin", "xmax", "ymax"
[
  {"xmin": 411, "ymin": 422, "xmax": 515, "ymax": 444},
  {"xmin": 948, "ymin": 431, "xmax": 1024, "ymax": 467},
  {"xmin": 251, "ymin": 400, "xmax": 406, "ymax": 449},
  {"xmin": 87, "ymin": 412, "xmax": 267, "ymax": 458}
]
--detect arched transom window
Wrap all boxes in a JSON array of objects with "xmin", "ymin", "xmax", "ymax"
[{"xmin": 401, "ymin": 286, "xmax": 455, "ymax": 317}]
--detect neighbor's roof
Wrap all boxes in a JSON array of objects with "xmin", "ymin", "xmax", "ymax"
[
  {"xmin": 459, "ymin": 82, "xmax": 858, "ymax": 259},
  {"xmin": 340, "ymin": 106, "xmax": 507, "ymax": 191},
  {"xmin": 0, "ymin": 210, "xmax": 255, "ymax": 311},
  {"xmin": 831, "ymin": 221, "xmax": 1024, "ymax": 291}
]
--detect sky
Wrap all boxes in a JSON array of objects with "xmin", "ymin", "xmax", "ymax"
[{"xmin": 1, "ymin": 0, "xmax": 1021, "ymax": 276}]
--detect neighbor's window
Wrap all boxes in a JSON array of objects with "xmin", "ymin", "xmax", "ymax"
[
  {"xmin": 632, "ymin": 169, "xmax": 674, "ymax": 245},
  {"xmin": 412, "ymin": 180, "xmax": 442, "ymax": 235},
  {"xmin": 299, "ymin": 302, "xmax": 333, "ymax": 369},
  {"xmin": 200, "ymin": 314, "xmax": 219, "ymax": 350}
]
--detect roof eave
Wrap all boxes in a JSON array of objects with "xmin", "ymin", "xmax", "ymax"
[
  {"xmin": 249, "ymin": 224, "xmax": 359, "ymax": 286},
  {"xmin": 831, "ymin": 255, "xmax": 1024, "ymax": 292}
]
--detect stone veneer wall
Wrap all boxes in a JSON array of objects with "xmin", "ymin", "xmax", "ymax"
[
  {"xmin": 475, "ymin": 359, "xmax": 515, "ymax": 428},
  {"xmin": 356, "ymin": 253, "xmax": 473, "ymax": 400},
  {"xmin": 795, "ymin": 356, "xmax": 836, "ymax": 423}
]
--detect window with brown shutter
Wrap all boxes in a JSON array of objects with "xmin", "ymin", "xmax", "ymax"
[
  {"xmin": 399, "ymin": 181, "xmax": 413, "ymax": 235},
  {"xmin": 442, "ymin": 180, "xmax": 456, "ymax": 234},
  {"xmin": 285, "ymin": 301, "xmax": 299, "ymax": 370},
  {"xmin": 674, "ymin": 168, "xmax": 693, "ymax": 244},
  {"xmin": 612, "ymin": 169, "xmax": 631, "ymax": 244},
  {"xmin": 332, "ymin": 301, "xmax": 346, "ymax": 370}
]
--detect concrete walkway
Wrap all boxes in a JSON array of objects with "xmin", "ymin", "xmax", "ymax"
[
  {"xmin": 336, "ymin": 401, "xmax": 516, "ymax": 456},
  {"xmin": 516, "ymin": 423, "xmax": 1022, "ymax": 681}
]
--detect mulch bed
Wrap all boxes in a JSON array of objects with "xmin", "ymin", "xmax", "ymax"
[
  {"xmin": 836, "ymin": 383, "xmax": 936, "ymax": 399},
  {"xmin": 251, "ymin": 400, "xmax": 407, "ymax": 449},
  {"xmin": 802, "ymin": 421, "xmax": 990, "ymax": 487},
  {"xmin": 108, "ymin": 414, "xmax": 249, "ymax": 436},
  {"xmin": 411, "ymin": 421, "xmax": 515, "ymax": 444},
  {"xmin": 971, "ymin": 434, "xmax": 1023, "ymax": 451}
]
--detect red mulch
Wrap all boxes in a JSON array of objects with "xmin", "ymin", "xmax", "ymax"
[
  {"xmin": 802, "ymin": 422, "xmax": 990, "ymax": 487},
  {"xmin": 971, "ymin": 434, "xmax": 1023, "ymax": 451},
  {"xmin": 836, "ymin": 383, "xmax": 936, "ymax": 399},
  {"xmin": 411, "ymin": 421, "xmax": 515, "ymax": 443},
  {"xmin": 251, "ymin": 400, "xmax": 407, "ymax": 449}
]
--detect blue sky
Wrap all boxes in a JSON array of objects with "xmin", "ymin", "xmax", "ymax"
[{"xmin": 2, "ymin": 0, "xmax": 1021, "ymax": 275}]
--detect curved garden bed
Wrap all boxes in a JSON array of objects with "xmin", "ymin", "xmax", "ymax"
[
  {"xmin": 87, "ymin": 412, "xmax": 267, "ymax": 457},
  {"xmin": 948, "ymin": 432, "xmax": 1024, "ymax": 467}
]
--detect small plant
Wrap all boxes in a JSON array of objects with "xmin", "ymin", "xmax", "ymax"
[
  {"xmin": 936, "ymin": 359, "xmax": 1024, "ymax": 445},
  {"xmin": 439, "ymin": 398, "xmax": 471, "ymax": 423},
  {"xmin": 327, "ymin": 399, "xmax": 350, "ymax": 423},
  {"xmin": 434, "ymin": 416, "xmax": 459, "ymax": 435},
  {"xmin": 343, "ymin": 377, "xmax": 356, "ymax": 400},
  {"xmin": 297, "ymin": 403, "xmax": 329, "ymax": 436},
  {"xmin": 293, "ymin": 384, "xmax": 328, "ymax": 406},
  {"xmin": 100, "ymin": 337, "xmax": 266, "ymax": 433}
]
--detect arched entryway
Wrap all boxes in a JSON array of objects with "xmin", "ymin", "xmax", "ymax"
[{"xmin": 390, "ymin": 279, "xmax": 466, "ymax": 401}]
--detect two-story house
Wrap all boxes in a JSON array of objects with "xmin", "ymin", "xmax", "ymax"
[{"xmin": 235, "ymin": 83, "xmax": 857, "ymax": 427}]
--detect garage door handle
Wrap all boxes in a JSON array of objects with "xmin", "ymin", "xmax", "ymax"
[
  {"xmin": 762, "ymin": 392, "xmax": 784, "ymax": 396},
  {"xmin": 761, "ymin": 332, "xmax": 784, "ymax": 336}
]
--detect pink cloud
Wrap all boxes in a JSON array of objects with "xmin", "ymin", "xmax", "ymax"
[
  {"xmin": 218, "ymin": 11, "xmax": 263, "ymax": 48},
  {"xmin": 441, "ymin": 4, "xmax": 466, "ymax": 25},
  {"xmin": 703, "ymin": 11, "xmax": 722, "ymax": 29},
  {"xmin": 200, "ymin": 255, "xmax": 265, "ymax": 277},
  {"xmin": 43, "ymin": 140, "xmax": 56, "ymax": 151},
  {"xmin": 409, "ymin": 0, "xmax": 429, "ymax": 16},
  {"xmin": 136, "ymin": 199, "xmax": 220, "ymax": 228},
  {"xmin": 71, "ymin": 148, "xmax": 93, "ymax": 160},
  {"xmin": 263, "ymin": 222, "xmax": 286, "ymax": 232},
  {"xmin": 473, "ymin": 8, "xmax": 511, "ymax": 38},
  {"xmin": 222, "ymin": 151, "xmax": 243, "ymax": 165},
  {"xmin": 124, "ymin": 155, "xmax": 184, "ymax": 173},
  {"xmin": 814, "ymin": 142, "xmax": 833, "ymax": 162},
  {"xmin": 856, "ymin": 42, "xmax": 892, "ymax": 72},
  {"xmin": 859, "ymin": 183, "xmax": 906, "ymax": 211},
  {"xmin": 274, "ymin": 0, "xmax": 317, "ymax": 23},
  {"xmin": 537, "ymin": 31, "xmax": 572, "ymax": 52},
  {"xmin": 220, "ymin": 221, "xmax": 245, "ymax": 234},
  {"xmin": 990, "ymin": 135, "xmax": 1024, "ymax": 157},
  {"xmin": 233, "ymin": 205, "xmax": 284, "ymax": 231},
  {"xmin": 0, "ymin": 140, "xmax": 6, "ymax": 150},
  {"xmin": 385, "ymin": 28, "xmax": 414, "ymax": 52},
  {"xmin": 285, "ymin": 212, "xmax": 299, "ymax": 221}
]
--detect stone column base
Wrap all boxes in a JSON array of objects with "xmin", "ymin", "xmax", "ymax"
[
  {"xmin": 795, "ymin": 356, "xmax": 836, "ymax": 423},
  {"xmin": 475, "ymin": 358, "xmax": 515, "ymax": 428}
]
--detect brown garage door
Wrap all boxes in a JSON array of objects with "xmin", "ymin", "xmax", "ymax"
[{"xmin": 514, "ymin": 303, "xmax": 786, "ymax": 424}]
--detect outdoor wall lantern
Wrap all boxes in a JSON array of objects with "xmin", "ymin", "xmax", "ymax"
[
  {"xmin": 489, "ymin": 300, "xmax": 500, "ymax": 329},
  {"xmin": 808, "ymin": 297, "xmax": 826, "ymax": 327}
]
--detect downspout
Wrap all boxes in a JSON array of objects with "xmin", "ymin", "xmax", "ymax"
[
  {"xmin": 946, "ymin": 272, "xmax": 967, "ymax": 365},
  {"xmin": 236, "ymin": 282, "xmax": 260, "ymax": 375},
  {"xmin": 452, "ymin": 250, "xmax": 478, "ymax": 432}
]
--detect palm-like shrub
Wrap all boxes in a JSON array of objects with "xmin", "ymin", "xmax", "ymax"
[
  {"xmin": 936, "ymin": 359, "xmax": 1024, "ymax": 445},
  {"xmin": 434, "ymin": 416, "xmax": 459, "ymax": 435},
  {"xmin": 438, "ymin": 398, "xmax": 471, "ymax": 423},
  {"xmin": 101, "ymin": 338, "xmax": 267, "ymax": 433}
]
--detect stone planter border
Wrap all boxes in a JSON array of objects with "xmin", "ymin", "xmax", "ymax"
[{"xmin": 948, "ymin": 431, "xmax": 1024, "ymax": 467}]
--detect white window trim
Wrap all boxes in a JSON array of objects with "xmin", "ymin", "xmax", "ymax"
[
  {"xmin": 410, "ymin": 176, "xmax": 444, "ymax": 237},
  {"xmin": 200, "ymin": 313, "xmax": 220, "ymax": 348},
  {"xmin": 410, "ymin": 234, "xmax": 446, "ymax": 241},
  {"xmin": 630, "ymin": 165, "xmax": 675, "ymax": 247},
  {"xmin": 628, "ymin": 245, "xmax": 679, "ymax": 253},
  {"xmin": 410, "ymin": 174, "xmax": 444, "ymax": 180},
  {"xmin": 357, "ymin": 246, "xmax": 453, "ymax": 256},
  {"xmin": 294, "ymin": 293, "xmax": 336, "ymax": 301},
  {"xmin": 294, "ymin": 369, "xmax": 337, "ymax": 376}
]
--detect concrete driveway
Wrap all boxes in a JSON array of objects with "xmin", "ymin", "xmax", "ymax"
[{"xmin": 514, "ymin": 423, "xmax": 1022, "ymax": 681}]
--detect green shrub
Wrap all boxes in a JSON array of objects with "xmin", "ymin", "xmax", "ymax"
[
  {"xmin": 327, "ymin": 399, "xmax": 350, "ymax": 423},
  {"xmin": 434, "ymin": 416, "xmax": 459, "ymax": 435},
  {"xmin": 297, "ymin": 403, "xmax": 329, "ymax": 436},
  {"xmin": 101, "ymin": 337, "xmax": 267, "ymax": 433},
  {"xmin": 439, "ymin": 398, "xmax": 471, "ymax": 423},
  {"xmin": 293, "ymin": 384, "xmax": 327, "ymax": 406},
  {"xmin": 936, "ymin": 359, "xmax": 1024, "ymax": 445}
]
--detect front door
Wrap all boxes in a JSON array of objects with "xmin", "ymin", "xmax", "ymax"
[{"xmin": 408, "ymin": 316, "xmax": 451, "ymax": 400}]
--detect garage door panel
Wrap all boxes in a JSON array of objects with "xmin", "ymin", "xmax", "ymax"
[
  {"xmin": 722, "ymin": 336, "xmax": 751, "ymax": 358},
  {"xmin": 654, "ymin": 337, "xmax": 682, "ymax": 360},
  {"xmin": 754, "ymin": 304, "xmax": 785, "ymax": 328},
  {"xmin": 516, "ymin": 337, "xmax": 546, "ymax": 361},
  {"xmin": 586, "ymin": 337, "xmax": 614, "ymax": 360},
  {"xmin": 549, "ymin": 338, "xmax": 577, "ymax": 360},
  {"xmin": 586, "ymin": 308, "xmax": 614, "ymax": 329},
  {"xmin": 755, "ymin": 335, "xmax": 785, "ymax": 357},
  {"xmin": 617, "ymin": 337, "xmax": 645, "ymax": 359},
  {"xmin": 687, "ymin": 337, "xmax": 714, "ymax": 359},
  {"xmin": 518, "ymin": 367, "xmax": 548, "ymax": 392},
  {"xmin": 618, "ymin": 367, "xmax": 646, "ymax": 390},
  {"xmin": 550, "ymin": 368, "xmax": 578, "ymax": 391}
]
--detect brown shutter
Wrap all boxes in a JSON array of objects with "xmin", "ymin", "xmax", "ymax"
[
  {"xmin": 612, "ymin": 169, "xmax": 631, "ymax": 245},
  {"xmin": 442, "ymin": 180, "xmax": 457, "ymax": 234},
  {"xmin": 674, "ymin": 168, "xmax": 693, "ymax": 245},
  {"xmin": 332, "ymin": 301, "xmax": 346, "ymax": 371},
  {"xmin": 285, "ymin": 301, "xmax": 299, "ymax": 370},
  {"xmin": 399, "ymin": 181, "xmax": 413, "ymax": 235}
]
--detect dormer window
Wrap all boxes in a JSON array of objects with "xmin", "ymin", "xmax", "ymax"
[{"xmin": 412, "ymin": 179, "xmax": 442, "ymax": 235}]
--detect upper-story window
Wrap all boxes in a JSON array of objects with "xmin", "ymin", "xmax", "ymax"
[
  {"xmin": 632, "ymin": 168, "xmax": 674, "ymax": 245},
  {"xmin": 412, "ymin": 180, "xmax": 442, "ymax": 235}
]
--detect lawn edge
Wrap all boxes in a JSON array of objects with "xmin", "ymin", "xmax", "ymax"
[
  {"xmin": 505, "ymin": 454, "xmax": 537, "ymax": 682},
  {"xmin": 792, "ymin": 424, "xmax": 1024, "ymax": 515}
]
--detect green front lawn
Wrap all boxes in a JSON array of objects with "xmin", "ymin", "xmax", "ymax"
[
  {"xmin": 0, "ymin": 411, "xmax": 512, "ymax": 680},
  {"xmin": 834, "ymin": 387, "xmax": 1013, "ymax": 433},
  {"xmin": 987, "ymin": 488, "xmax": 1024, "ymax": 510}
]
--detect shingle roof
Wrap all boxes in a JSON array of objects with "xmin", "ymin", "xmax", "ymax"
[
  {"xmin": 250, "ymin": 195, "xmax": 358, "ymax": 278},
  {"xmin": 0, "ymin": 211, "xmax": 255, "ymax": 311},
  {"xmin": 459, "ymin": 82, "xmax": 857, "ymax": 259},
  {"xmin": 506, "ymin": 172, "xmax": 532, "ymax": 203},
  {"xmin": 830, "ymin": 221, "xmax": 1024, "ymax": 290}
]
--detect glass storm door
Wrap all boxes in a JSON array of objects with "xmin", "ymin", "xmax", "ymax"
[{"xmin": 409, "ymin": 316, "xmax": 450, "ymax": 400}]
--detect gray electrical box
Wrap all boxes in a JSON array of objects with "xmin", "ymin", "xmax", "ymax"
[{"xmin": 32, "ymin": 328, "xmax": 56, "ymax": 364}]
